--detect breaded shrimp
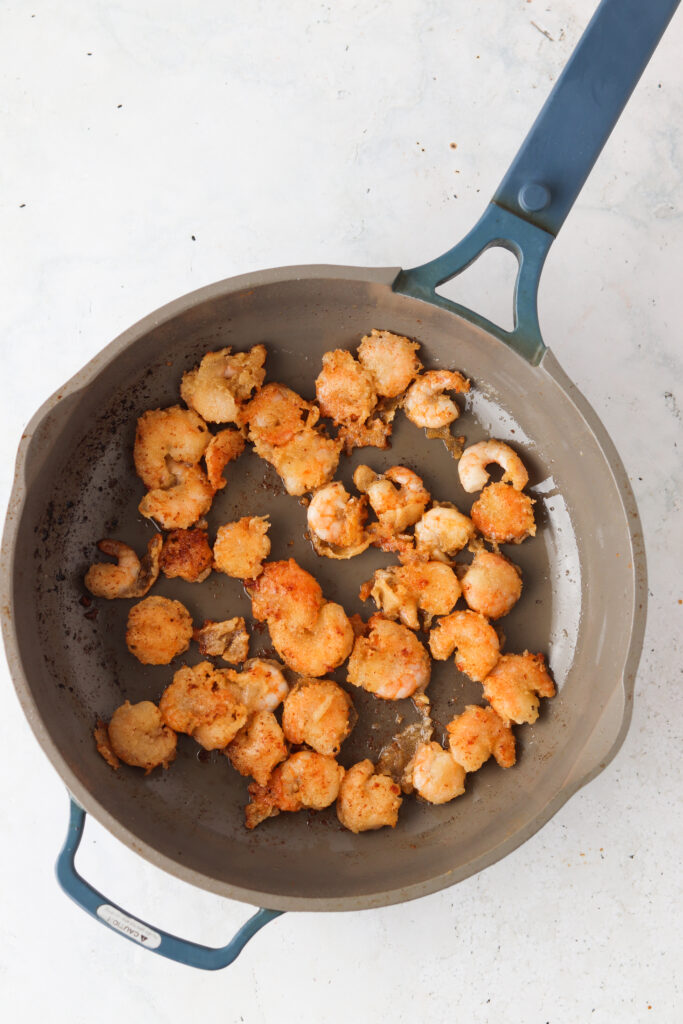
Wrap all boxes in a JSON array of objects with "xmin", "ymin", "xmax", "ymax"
[
  {"xmin": 204, "ymin": 428, "xmax": 245, "ymax": 490},
  {"xmin": 138, "ymin": 461, "xmax": 214, "ymax": 530},
  {"xmin": 414, "ymin": 505, "xmax": 476, "ymax": 563},
  {"xmin": 470, "ymin": 482, "xmax": 536, "ymax": 544},
  {"xmin": 281, "ymin": 678, "xmax": 355, "ymax": 756},
  {"xmin": 84, "ymin": 535, "xmax": 162, "ymax": 599},
  {"xmin": 96, "ymin": 700, "xmax": 177, "ymax": 773},
  {"xmin": 360, "ymin": 561, "xmax": 461, "ymax": 631},
  {"xmin": 336, "ymin": 759, "xmax": 402, "ymax": 833},
  {"xmin": 126, "ymin": 595, "xmax": 193, "ymax": 665},
  {"xmin": 181, "ymin": 345, "xmax": 266, "ymax": 423},
  {"xmin": 226, "ymin": 711, "xmax": 288, "ymax": 786},
  {"xmin": 411, "ymin": 741, "xmax": 466, "ymax": 804},
  {"xmin": 447, "ymin": 704, "xmax": 516, "ymax": 772},
  {"xmin": 213, "ymin": 516, "xmax": 271, "ymax": 579},
  {"xmin": 195, "ymin": 617, "xmax": 250, "ymax": 664},
  {"xmin": 429, "ymin": 609, "xmax": 500, "ymax": 682},
  {"xmin": 159, "ymin": 528, "xmax": 213, "ymax": 582},
  {"xmin": 245, "ymin": 750, "xmax": 345, "ymax": 828},
  {"xmin": 246, "ymin": 559, "xmax": 324, "ymax": 633},
  {"xmin": 347, "ymin": 615, "xmax": 431, "ymax": 700},
  {"xmin": 482, "ymin": 652, "xmax": 555, "ymax": 725},
  {"xmin": 357, "ymin": 329, "xmax": 422, "ymax": 397},
  {"xmin": 160, "ymin": 661, "xmax": 248, "ymax": 749},
  {"xmin": 226, "ymin": 658, "xmax": 289, "ymax": 713},
  {"xmin": 134, "ymin": 406, "xmax": 210, "ymax": 489},
  {"xmin": 268, "ymin": 601, "xmax": 354, "ymax": 677},
  {"xmin": 458, "ymin": 439, "xmax": 529, "ymax": 493},
  {"xmin": 255, "ymin": 426, "xmax": 342, "ymax": 496},
  {"xmin": 242, "ymin": 382, "xmax": 317, "ymax": 446},
  {"xmin": 461, "ymin": 549, "xmax": 522, "ymax": 619},
  {"xmin": 307, "ymin": 482, "xmax": 370, "ymax": 559},
  {"xmin": 354, "ymin": 464, "xmax": 429, "ymax": 535},
  {"xmin": 315, "ymin": 349, "xmax": 377, "ymax": 429},
  {"xmin": 403, "ymin": 370, "xmax": 470, "ymax": 429}
]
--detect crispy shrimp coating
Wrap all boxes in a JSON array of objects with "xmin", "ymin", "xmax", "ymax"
[
  {"xmin": 159, "ymin": 528, "xmax": 213, "ymax": 582},
  {"xmin": 246, "ymin": 750, "xmax": 345, "ymax": 828},
  {"xmin": 429, "ymin": 609, "xmax": 500, "ymax": 682},
  {"xmin": 134, "ymin": 406, "xmax": 210, "ymax": 489},
  {"xmin": 226, "ymin": 711, "xmax": 288, "ymax": 786},
  {"xmin": 336, "ymin": 759, "xmax": 402, "ymax": 833},
  {"xmin": 247, "ymin": 559, "xmax": 324, "ymax": 633},
  {"xmin": 181, "ymin": 345, "xmax": 266, "ymax": 423},
  {"xmin": 360, "ymin": 561, "xmax": 461, "ymax": 631},
  {"xmin": 204, "ymin": 428, "xmax": 245, "ymax": 490},
  {"xmin": 461, "ymin": 549, "xmax": 522, "ymax": 619},
  {"xmin": 138, "ymin": 461, "xmax": 214, "ymax": 530},
  {"xmin": 347, "ymin": 615, "xmax": 431, "ymax": 700},
  {"xmin": 307, "ymin": 482, "xmax": 370, "ymax": 559},
  {"xmin": 354, "ymin": 464, "xmax": 429, "ymax": 536},
  {"xmin": 459, "ymin": 439, "xmax": 529, "ymax": 493},
  {"xmin": 160, "ymin": 661, "xmax": 248, "ymax": 749},
  {"xmin": 255, "ymin": 427, "xmax": 342, "ymax": 496},
  {"xmin": 411, "ymin": 741, "xmax": 466, "ymax": 804},
  {"xmin": 447, "ymin": 704, "xmax": 516, "ymax": 772},
  {"xmin": 213, "ymin": 516, "xmax": 271, "ymax": 579},
  {"xmin": 268, "ymin": 601, "xmax": 354, "ymax": 677},
  {"xmin": 84, "ymin": 535, "xmax": 162, "ymax": 599},
  {"xmin": 195, "ymin": 617, "xmax": 250, "ymax": 663},
  {"xmin": 242, "ymin": 382, "xmax": 317, "ymax": 446},
  {"xmin": 357, "ymin": 329, "xmax": 422, "ymax": 397},
  {"xmin": 225, "ymin": 658, "xmax": 289, "ymax": 713},
  {"xmin": 403, "ymin": 370, "xmax": 470, "ymax": 429},
  {"xmin": 470, "ymin": 482, "xmax": 536, "ymax": 544},
  {"xmin": 126, "ymin": 595, "xmax": 193, "ymax": 665},
  {"xmin": 414, "ymin": 505, "xmax": 476, "ymax": 563},
  {"xmin": 482, "ymin": 652, "xmax": 555, "ymax": 725},
  {"xmin": 315, "ymin": 349, "xmax": 377, "ymax": 428},
  {"xmin": 281, "ymin": 678, "xmax": 355, "ymax": 756},
  {"xmin": 96, "ymin": 701, "xmax": 177, "ymax": 773}
]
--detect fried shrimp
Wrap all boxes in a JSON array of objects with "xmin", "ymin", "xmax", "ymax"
[
  {"xmin": 336, "ymin": 759, "xmax": 402, "ymax": 833},
  {"xmin": 159, "ymin": 528, "xmax": 213, "ymax": 582},
  {"xmin": 96, "ymin": 700, "xmax": 177, "ymax": 773},
  {"xmin": 470, "ymin": 482, "xmax": 536, "ymax": 544},
  {"xmin": 204, "ymin": 428, "xmax": 245, "ymax": 490},
  {"xmin": 84, "ymin": 535, "xmax": 162, "ymax": 599},
  {"xmin": 315, "ymin": 349, "xmax": 377, "ymax": 428},
  {"xmin": 242, "ymin": 382, "xmax": 317, "ymax": 446},
  {"xmin": 134, "ymin": 406, "xmax": 210, "ymax": 490},
  {"xmin": 256, "ymin": 426, "xmax": 342, "ymax": 496},
  {"xmin": 268, "ymin": 601, "xmax": 354, "ymax": 677},
  {"xmin": 125, "ymin": 595, "xmax": 193, "ymax": 665},
  {"xmin": 403, "ymin": 370, "xmax": 470, "ymax": 429},
  {"xmin": 461, "ymin": 549, "xmax": 522, "ymax": 619},
  {"xmin": 482, "ymin": 652, "xmax": 555, "ymax": 725},
  {"xmin": 446, "ymin": 704, "xmax": 516, "ymax": 772},
  {"xmin": 458, "ymin": 439, "xmax": 529, "ymax": 493},
  {"xmin": 429, "ymin": 609, "xmax": 500, "ymax": 682},
  {"xmin": 411, "ymin": 741, "xmax": 466, "ymax": 804},
  {"xmin": 181, "ymin": 345, "xmax": 266, "ymax": 423},
  {"xmin": 360, "ymin": 562, "xmax": 461, "ymax": 631},
  {"xmin": 195, "ymin": 617, "xmax": 250, "ymax": 664},
  {"xmin": 347, "ymin": 615, "xmax": 431, "ymax": 700},
  {"xmin": 354, "ymin": 464, "xmax": 430, "ymax": 535},
  {"xmin": 414, "ymin": 504, "xmax": 476, "ymax": 562},
  {"xmin": 226, "ymin": 711, "xmax": 288, "ymax": 786},
  {"xmin": 160, "ymin": 662, "xmax": 248, "ymax": 749},
  {"xmin": 307, "ymin": 482, "xmax": 370, "ymax": 559},
  {"xmin": 245, "ymin": 750, "xmax": 345, "ymax": 828},
  {"xmin": 226, "ymin": 658, "xmax": 289, "ymax": 713},
  {"xmin": 138, "ymin": 461, "xmax": 214, "ymax": 530},
  {"xmin": 247, "ymin": 559, "xmax": 324, "ymax": 633},
  {"xmin": 213, "ymin": 516, "xmax": 271, "ymax": 579},
  {"xmin": 357, "ymin": 329, "xmax": 422, "ymax": 397},
  {"xmin": 281, "ymin": 678, "xmax": 355, "ymax": 756}
]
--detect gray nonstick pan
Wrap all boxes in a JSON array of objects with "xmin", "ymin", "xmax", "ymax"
[{"xmin": 1, "ymin": 0, "xmax": 676, "ymax": 969}]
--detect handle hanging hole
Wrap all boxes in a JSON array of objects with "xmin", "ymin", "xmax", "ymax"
[{"xmin": 434, "ymin": 246, "xmax": 518, "ymax": 333}]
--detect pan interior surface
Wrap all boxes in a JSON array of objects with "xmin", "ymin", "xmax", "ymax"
[{"xmin": 9, "ymin": 270, "xmax": 638, "ymax": 910}]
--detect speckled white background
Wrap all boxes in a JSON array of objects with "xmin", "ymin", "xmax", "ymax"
[{"xmin": 1, "ymin": 1, "xmax": 682, "ymax": 1021}]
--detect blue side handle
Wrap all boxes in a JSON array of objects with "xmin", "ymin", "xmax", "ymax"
[
  {"xmin": 396, "ymin": 0, "xmax": 680, "ymax": 364},
  {"xmin": 56, "ymin": 798, "xmax": 283, "ymax": 971}
]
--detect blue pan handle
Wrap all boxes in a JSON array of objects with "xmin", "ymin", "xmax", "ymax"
[
  {"xmin": 396, "ymin": 0, "xmax": 680, "ymax": 364},
  {"xmin": 56, "ymin": 798, "xmax": 283, "ymax": 971}
]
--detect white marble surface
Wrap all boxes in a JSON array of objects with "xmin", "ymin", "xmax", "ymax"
[{"xmin": 1, "ymin": 1, "xmax": 682, "ymax": 1020}]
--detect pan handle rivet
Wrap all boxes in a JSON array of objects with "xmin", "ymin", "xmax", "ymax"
[{"xmin": 518, "ymin": 182, "xmax": 551, "ymax": 213}]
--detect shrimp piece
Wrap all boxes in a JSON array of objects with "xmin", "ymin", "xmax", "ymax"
[
  {"xmin": 204, "ymin": 428, "xmax": 245, "ymax": 490},
  {"xmin": 213, "ymin": 516, "xmax": 270, "ymax": 579},
  {"xmin": 347, "ymin": 615, "xmax": 431, "ymax": 700},
  {"xmin": 242, "ymin": 382, "xmax": 317, "ymax": 446},
  {"xmin": 315, "ymin": 349, "xmax": 377, "ymax": 428},
  {"xmin": 411, "ymin": 741, "xmax": 466, "ymax": 804},
  {"xmin": 195, "ymin": 617, "xmax": 250, "ymax": 664},
  {"xmin": 181, "ymin": 345, "xmax": 266, "ymax": 423},
  {"xmin": 482, "ymin": 652, "xmax": 555, "ymax": 725},
  {"xmin": 281, "ymin": 678, "xmax": 355, "ymax": 756},
  {"xmin": 307, "ymin": 482, "xmax": 370, "ymax": 559},
  {"xmin": 160, "ymin": 662, "xmax": 248, "ymax": 750},
  {"xmin": 96, "ymin": 701, "xmax": 177, "ymax": 773},
  {"xmin": 126, "ymin": 595, "xmax": 193, "ymax": 665},
  {"xmin": 357, "ymin": 329, "xmax": 422, "ymax": 397},
  {"xmin": 360, "ymin": 562, "xmax": 461, "ymax": 631},
  {"xmin": 256, "ymin": 427, "xmax": 342, "ymax": 496},
  {"xmin": 159, "ymin": 528, "xmax": 213, "ymax": 582},
  {"xmin": 246, "ymin": 559, "xmax": 324, "ymax": 633},
  {"xmin": 84, "ymin": 535, "xmax": 162, "ymax": 599},
  {"xmin": 461, "ymin": 549, "xmax": 522, "ymax": 619},
  {"xmin": 414, "ymin": 505, "xmax": 476, "ymax": 563},
  {"xmin": 226, "ymin": 658, "xmax": 289, "ymax": 713},
  {"xmin": 429, "ymin": 609, "xmax": 500, "ymax": 682},
  {"xmin": 245, "ymin": 750, "xmax": 345, "ymax": 828},
  {"xmin": 470, "ymin": 482, "xmax": 536, "ymax": 544},
  {"xmin": 139, "ymin": 461, "xmax": 214, "ymax": 530},
  {"xmin": 134, "ymin": 406, "xmax": 210, "ymax": 489},
  {"xmin": 268, "ymin": 601, "xmax": 354, "ymax": 677},
  {"xmin": 354, "ymin": 464, "xmax": 429, "ymax": 535},
  {"xmin": 336, "ymin": 759, "xmax": 402, "ymax": 833},
  {"xmin": 458, "ymin": 439, "xmax": 529, "ymax": 493},
  {"xmin": 403, "ymin": 370, "xmax": 470, "ymax": 429},
  {"xmin": 447, "ymin": 704, "xmax": 516, "ymax": 772},
  {"xmin": 226, "ymin": 711, "xmax": 288, "ymax": 786}
]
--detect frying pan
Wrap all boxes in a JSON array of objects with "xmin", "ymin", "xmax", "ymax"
[{"xmin": 1, "ymin": 0, "xmax": 676, "ymax": 970}]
